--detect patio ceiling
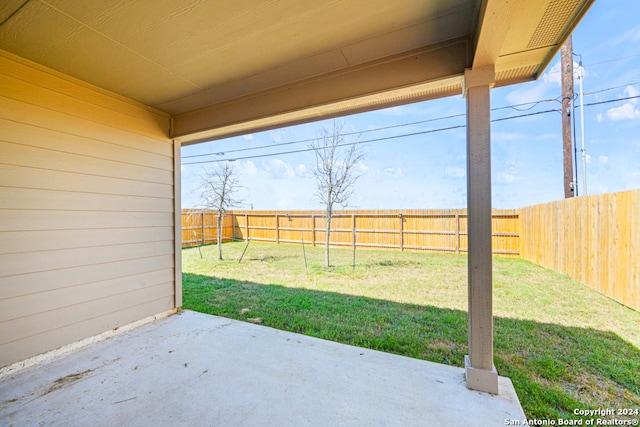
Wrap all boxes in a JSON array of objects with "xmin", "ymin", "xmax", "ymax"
[{"xmin": 0, "ymin": 0, "xmax": 594, "ymax": 144}]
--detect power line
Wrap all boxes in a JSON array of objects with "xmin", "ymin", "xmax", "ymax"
[
  {"xmin": 183, "ymin": 103, "xmax": 555, "ymax": 160},
  {"xmin": 491, "ymin": 109, "xmax": 560, "ymax": 122},
  {"xmin": 181, "ymin": 93, "xmax": 639, "ymax": 166},
  {"xmin": 182, "ymin": 125, "xmax": 467, "ymax": 165},
  {"xmin": 582, "ymin": 94, "xmax": 639, "ymax": 107},
  {"xmin": 183, "ymin": 82, "xmax": 640, "ymax": 161},
  {"xmin": 585, "ymin": 81, "xmax": 640, "ymax": 96},
  {"xmin": 182, "ymin": 113, "xmax": 467, "ymax": 159},
  {"xmin": 182, "ymin": 109, "xmax": 567, "ymax": 166},
  {"xmin": 545, "ymin": 52, "xmax": 640, "ymax": 75}
]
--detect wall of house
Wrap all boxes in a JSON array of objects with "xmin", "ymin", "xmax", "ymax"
[{"xmin": 0, "ymin": 51, "xmax": 179, "ymax": 367}]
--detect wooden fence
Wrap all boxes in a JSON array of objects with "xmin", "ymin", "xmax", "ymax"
[
  {"xmin": 181, "ymin": 210, "xmax": 235, "ymax": 247},
  {"xmin": 181, "ymin": 189, "xmax": 639, "ymax": 312},
  {"xmin": 519, "ymin": 189, "xmax": 639, "ymax": 312},
  {"xmin": 182, "ymin": 209, "xmax": 520, "ymax": 257}
]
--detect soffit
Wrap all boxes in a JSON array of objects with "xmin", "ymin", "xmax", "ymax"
[{"xmin": 0, "ymin": 0, "xmax": 594, "ymax": 143}]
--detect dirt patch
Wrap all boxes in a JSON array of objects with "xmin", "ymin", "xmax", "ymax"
[{"xmin": 43, "ymin": 369, "xmax": 94, "ymax": 396}]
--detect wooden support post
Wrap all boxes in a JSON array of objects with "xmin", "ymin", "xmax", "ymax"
[
  {"xmin": 312, "ymin": 214, "xmax": 316, "ymax": 246},
  {"xmin": 201, "ymin": 211, "xmax": 205, "ymax": 245},
  {"xmin": 464, "ymin": 65, "xmax": 498, "ymax": 395},
  {"xmin": 275, "ymin": 214, "xmax": 280, "ymax": 244}
]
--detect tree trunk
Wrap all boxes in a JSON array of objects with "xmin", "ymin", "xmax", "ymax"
[
  {"xmin": 325, "ymin": 211, "xmax": 331, "ymax": 267},
  {"xmin": 217, "ymin": 213, "xmax": 223, "ymax": 260}
]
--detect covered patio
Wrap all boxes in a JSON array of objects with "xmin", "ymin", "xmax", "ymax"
[
  {"xmin": 1, "ymin": 0, "xmax": 594, "ymax": 424},
  {"xmin": 1, "ymin": 310, "xmax": 524, "ymax": 426}
]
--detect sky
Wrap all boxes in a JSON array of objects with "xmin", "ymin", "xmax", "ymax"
[{"xmin": 181, "ymin": 0, "xmax": 640, "ymax": 211}]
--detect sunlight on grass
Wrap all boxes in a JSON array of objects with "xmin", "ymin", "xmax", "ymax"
[
  {"xmin": 182, "ymin": 242, "xmax": 640, "ymax": 420},
  {"xmin": 183, "ymin": 242, "xmax": 639, "ymax": 347}
]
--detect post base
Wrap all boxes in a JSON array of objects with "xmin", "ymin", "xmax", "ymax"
[{"xmin": 465, "ymin": 355, "xmax": 499, "ymax": 394}]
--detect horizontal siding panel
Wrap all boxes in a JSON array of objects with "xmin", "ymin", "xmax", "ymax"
[
  {"xmin": 0, "ymin": 187, "xmax": 174, "ymax": 213},
  {"xmin": 0, "ymin": 118, "xmax": 173, "ymax": 170},
  {"xmin": 0, "ymin": 282, "xmax": 175, "ymax": 346},
  {"xmin": 0, "ymin": 210, "xmax": 173, "ymax": 232},
  {"xmin": 0, "ymin": 141, "xmax": 174, "ymax": 184},
  {"xmin": 0, "ymin": 52, "xmax": 177, "ymax": 367},
  {"xmin": 0, "ymin": 96, "xmax": 173, "ymax": 157},
  {"xmin": 1, "ymin": 164, "xmax": 173, "ymax": 198},
  {"xmin": 0, "ymin": 71, "xmax": 170, "ymax": 139},
  {"xmin": 0, "ymin": 296, "xmax": 175, "ymax": 366},
  {"xmin": 0, "ymin": 269, "xmax": 174, "ymax": 322},
  {"xmin": 0, "ymin": 52, "xmax": 169, "ymax": 128},
  {"xmin": 0, "ymin": 241, "xmax": 175, "ymax": 277},
  {"xmin": 0, "ymin": 227, "xmax": 174, "ymax": 255},
  {"xmin": 0, "ymin": 254, "xmax": 174, "ymax": 300}
]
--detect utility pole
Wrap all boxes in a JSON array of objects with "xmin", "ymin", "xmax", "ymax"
[{"xmin": 561, "ymin": 36, "xmax": 575, "ymax": 198}]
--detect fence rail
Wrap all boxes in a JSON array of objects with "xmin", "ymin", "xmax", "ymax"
[{"xmin": 182, "ymin": 209, "xmax": 520, "ymax": 257}]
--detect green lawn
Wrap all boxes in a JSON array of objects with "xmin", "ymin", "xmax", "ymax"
[{"xmin": 182, "ymin": 241, "xmax": 640, "ymax": 421}]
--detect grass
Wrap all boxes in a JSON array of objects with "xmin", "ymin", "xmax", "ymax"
[{"xmin": 182, "ymin": 241, "xmax": 640, "ymax": 420}]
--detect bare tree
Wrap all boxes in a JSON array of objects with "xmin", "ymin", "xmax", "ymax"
[
  {"xmin": 200, "ymin": 162, "xmax": 242, "ymax": 260},
  {"xmin": 310, "ymin": 120, "xmax": 364, "ymax": 267}
]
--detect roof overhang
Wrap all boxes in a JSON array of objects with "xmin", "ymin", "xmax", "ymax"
[{"xmin": 0, "ymin": 0, "xmax": 594, "ymax": 144}]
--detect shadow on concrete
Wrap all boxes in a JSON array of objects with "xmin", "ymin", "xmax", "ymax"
[{"xmin": 183, "ymin": 272, "xmax": 640, "ymax": 420}]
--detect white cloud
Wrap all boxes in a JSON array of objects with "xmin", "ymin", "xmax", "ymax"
[
  {"xmin": 505, "ymin": 81, "xmax": 549, "ymax": 105},
  {"xmin": 239, "ymin": 160, "xmax": 258, "ymax": 176},
  {"xmin": 585, "ymin": 154, "xmax": 592, "ymax": 164},
  {"xmin": 493, "ymin": 132, "xmax": 524, "ymax": 142},
  {"xmin": 625, "ymin": 85, "xmax": 639, "ymax": 101},
  {"xmin": 270, "ymin": 130, "xmax": 283, "ymax": 143},
  {"xmin": 598, "ymin": 155, "xmax": 609, "ymax": 164},
  {"xmin": 606, "ymin": 103, "xmax": 640, "ymax": 121},
  {"xmin": 444, "ymin": 167, "xmax": 466, "ymax": 179},
  {"xmin": 542, "ymin": 61, "xmax": 562, "ymax": 86},
  {"xmin": 542, "ymin": 60, "xmax": 589, "ymax": 85},
  {"xmin": 597, "ymin": 113, "xmax": 603, "ymax": 123},
  {"xmin": 384, "ymin": 167, "xmax": 404, "ymax": 178},
  {"xmin": 604, "ymin": 86, "xmax": 640, "ymax": 121},
  {"xmin": 295, "ymin": 164, "xmax": 312, "ymax": 177},
  {"xmin": 277, "ymin": 198, "xmax": 293, "ymax": 209},
  {"xmin": 264, "ymin": 159, "xmax": 294, "ymax": 179},
  {"xmin": 242, "ymin": 134, "xmax": 254, "ymax": 141},
  {"xmin": 356, "ymin": 161, "xmax": 369, "ymax": 174},
  {"xmin": 496, "ymin": 169, "xmax": 516, "ymax": 184}
]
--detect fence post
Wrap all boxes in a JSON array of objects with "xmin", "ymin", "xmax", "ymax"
[
  {"xmin": 275, "ymin": 214, "xmax": 280, "ymax": 244},
  {"xmin": 455, "ymin": 213, "xmax": 460, "ymax": 254},
  {"xmin": 312, "ymin": 214, "xmax": 316, "ymax": 246},
  {"xmin": 201, "ymin": 211, "xmax": 205, "ymax": 245},
  {"xmin": 245, "ymin": 213, "xmax": 249, "ymax": 242},
  {"xmin": 352, "ymin": 214, "xmax": 357, "ymax": 271},
  {"xmin": 399, "ymin": 213, "xmax": 404, "ymax": 252},
  {"xmin": 352, "ymin": 214, "xmax": 356, "ymax": 250}
]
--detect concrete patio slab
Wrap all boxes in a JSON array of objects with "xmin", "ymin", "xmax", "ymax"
[{"xmin": 1, "ymin": 310, "xmax": 525, "ymax": 426}]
